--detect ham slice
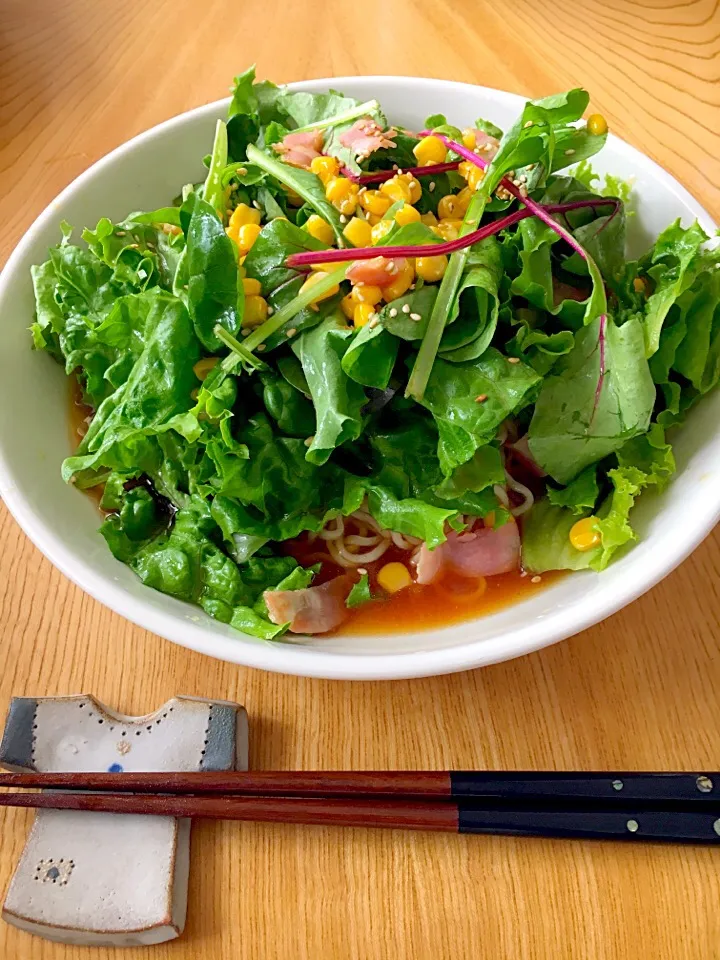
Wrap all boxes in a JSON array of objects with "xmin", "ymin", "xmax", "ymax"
[
  {"xmin": 264, "ymin": 575, "xmax": 352, "ymax": 634},
  {"xmin": 346, "ymin": 256, "xmax": 408, "ymax": 287},
  {"xmin": 473, "ymin": 130, "xmax": 500, "ymax": 160},
  {"xmin": 414, "ymin": 520, "xmax": 521, "ymax": 585},
  {"xmin": 273, "ymin": 130, "xmax": 325, "ymax": 169},
  {"xmin": 339, "ymin": 118, "xmax": 397, "ymax": 161}
]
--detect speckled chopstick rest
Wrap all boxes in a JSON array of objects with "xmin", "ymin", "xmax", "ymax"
[{"xmin": 0, "ymin": 695, "xmax": 248, "ymax": 947}]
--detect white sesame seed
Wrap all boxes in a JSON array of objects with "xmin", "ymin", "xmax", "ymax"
[
  {"xmin": 531, "ymin": 575, "xmax": 542, "ymax": 583},
  {"xmin": 527, "ymin": 163, "xmax": 536, "ymax": 170},
  {"xmin": 410, "ymin": 312, "xmax": 422, "ymax": 321},
  {"xmin": 397, "ymin": 168, "xmax": 403, "ymax": 175},
  {"xmin": 409, "ymin": 283, "xmax": 415, "ymax": 290},
  {"xmin": 524, "ymin": 120, "xmax": 534, "ymax": 128},
  {"xmin": 519, "ymin": 174, "xmax": 528, "ymax": 183},
  {"xmin": 520, "ymin": 570, "xmax": 528, "ymax": 578},
  {"xmin": 402, "ymin": 304, "xmax": 411, "ymax": 314},
  {"xmin": 286, "ymin": 327, "xmax": 297, "ymax": 337},
  {"xmin": 267, "ymin": 307, "xmax": 274, "ymax": 316},
  {"xmin": 252, "ymin": 200, "xmax": 261, "ymax": 208},
  {"xmin": 304, "ymin": 436, "xmax": 314, "ymax": 446},
  {"xmin": 357, "ymin": 567, "xmax": 368, "ymax": 575},
  {"xmin": 475, "ymin": 394, "xmax": 487, "ymax": 403},
  {"xmin": 389, "ymin": 308, "xmax": 398, "ymax": 317},
  {"xmin": 238, "ymin": 167, "xmax": 248, "ymax": 176},
  {"xmin": 257, "ymin": 344, "xmax": 266, "ymax": 351},
  {"xmin": 508, "ymin": 356, "xmax": 520, "ymax": 364},
  {"xmin": 368, "ymin": 317, "xmax": 380, "ymax": 328},
  {"xmin": 483, "ymin": 143, "xmax": 492, "ymax": 152},
  {"xmin": 385, "ymin": 261, "xmax": 395, "ymax": 272},
  {"xmin": 565, "ymin": 149, "xmax": 576, "ymax": 156},
  {"xmin": 429, "ymin": 182, "xmax": 436, "ymax": 192},
  {"xmin": 241, "ymin": 328, "xmax": 251, "ymax": 336},
  {"xmin": 339, "ymin": 214, "xmax": 348, "ymax": 223},
  {"xmin": 116, "ymin": 231, "xmax": 126, "ymax": 237}
]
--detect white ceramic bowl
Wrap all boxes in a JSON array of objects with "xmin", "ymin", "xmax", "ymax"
[{"xmin": 0, "ymin": 77, "xmax": 717, "ymax": 680}]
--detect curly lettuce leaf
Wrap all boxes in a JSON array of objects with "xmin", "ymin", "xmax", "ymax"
[
  {"xmin": 346, "ymin": 573, "xmax": 373, "ymax": 608},
  {"xmin": 418, "ymin": 349, "xmax": 541, "ymax": 475},
  {"xmin": 524, "ymin": 424, "xmax": 674, "ymax": 572},
  {"xmin": 528, "ymin": 315, "xmax": 655, "ymax": 484},
  {"xmin": 291, "ymin": 314, "xmax": 367, "ymax": 464}
]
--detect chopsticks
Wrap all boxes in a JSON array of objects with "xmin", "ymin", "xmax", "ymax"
[
  {"xmin": 0, "ymin": 770, "xmax": 718, "ymax": 802},
  {"xmin": 0, "ymin": 772, "xmax": 718, "ymax": 844}
]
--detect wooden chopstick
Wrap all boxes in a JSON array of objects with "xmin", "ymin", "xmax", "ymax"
[
  {"xmin": 0, "ymin": 771, "xmax": 718, "ymax": 803},
  {"xmin": 0, "ymin": 789, "xmax": 719, "ymax": 844}
]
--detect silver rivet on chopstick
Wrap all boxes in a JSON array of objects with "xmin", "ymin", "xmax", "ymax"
[
  {"xmin": 713, "ymin": 819, "xmax": 720, "ymax": 837},
  {"xmin": 696, "ymin": 775, "xmax": 713, "ymax": 793},
  {"xmin": 612, "ymin": 779, "xmax": 624, "ymax": 791},
  {"xmin": 626, "ymin": 819, "xmax": 639, "ymax": 833}
]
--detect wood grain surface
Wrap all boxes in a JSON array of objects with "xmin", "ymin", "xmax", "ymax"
[{"xmin": 1, "ymin": 1, "xmax": 719, "ymax": 957}]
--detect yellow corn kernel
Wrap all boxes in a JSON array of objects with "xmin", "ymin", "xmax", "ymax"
[
  {"xmin": 569, "ymin": 517, "xmax": 601, "ymax": 552},
  {"xmin": 400, "ymin": 174, "xmax": 422, "ymax": 204},
  {"xmin": 437, "ymin": 194, "xmax": 460, "ymax": 220},
  {"xmin": 382, "ymin": 261, "xmax": 415, "ymax": 302},
  {"xmin": 244, "ymin": 295, "xmax": 269, "ymax": 328},
  {"xmin": 304, "ymin": 214, "xmax": 335, "ymax": 246},
  {"xmin": 587, "ymin": 113, "xmax": 608, "ymax": 136},
  {"xmin": 394, "ymin": 203, "xmax": 421, "ymax": 226},
  {"xmin": 350, "ymin": 283, "xmax": 383, "ymax": 305},
  {"xmin": 454, "ymin": 186, "xmax": 473, "ymax": 215},
  {"xmin": 435, "ymin": 220, "xmax": 463, "ymax": 241},
  {"xmin": 379, "ymin": 176, "xmax": 411, "ymax": 204},
  {"xmin": 458, "ymin": 160, "xmax": 474, "ymax": 181},
  {"xmin": 420, "ymin": 211, "xmax": 438, "ymax": 227},
  {"xmin": 299, "ymin": 271, "xmax": 340, "ymax": 306},
  {"xmin": 367, "ymin": 213, "xmax": 382, "ymax": 226},
  {"xmin": 467, "ymin": 167, "xmax": 485, "ymax": 191},
  {"xmin": 193, "ymin": 357, "xmax": 219, "ymax": 381},
  {"xmin": 236, "ymin": 223, "xmax": 262, "ymax": 253},
  {"xmin": 242, "ymin": 277, "xmax": 262, "ymax": 296},
  {"xmin": 228, "ymin": 202, "xmax": 262, "ymax": 234},
  {"xmin": 633, "ymin": 276, "xmax": 648, "ymax": 295},
  {"xmin": 415, "ymin": 255, "xmax": 448, "ymax": 283},
  {"xmin": 325, "ymin": 176, "xmax": 356, "ymax": 204},
  {"xmin": 359, "ymin": 189, "xmax": 392, "ymax": 217},
  {"xmin": 310, "ymin": 155, "xmax": 339, "ymax": 184},
  {"xmin": 462, "ymin": 127, "xmax": 477, "ymax": 149},
  {"xmin": 338, "ymin": 194, "xmax": 359, "ymax": 216},
  {"xmin": 412, "ymin": 135, "xmax": 447, "ymax": 166},
  {"xmin": 377, "ymin": 561, "xmax": 412, "ymax": 593},
  {"xmin": 343, "ymin": 216, "xmax": 373, "ymax": 247},
  {"xmin": 341, "ymin": 293, "xmax": 355, "ymax": 320},
  {"xmin": 353, "ymin": 302, "xmax": 375, "ymax": 328},
  {"xmin": 371, "ymin": 219, "xmax": 395, "ymax": 244}
]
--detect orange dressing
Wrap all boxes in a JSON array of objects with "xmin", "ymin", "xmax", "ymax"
[{"xmin": 336, "ymin": 569, "xmax": 562, "ymax": 635}]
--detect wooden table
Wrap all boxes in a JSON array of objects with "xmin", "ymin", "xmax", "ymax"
[{"xmin": 1, "ymin": 1, "xmax": 719, "ymax": 957}]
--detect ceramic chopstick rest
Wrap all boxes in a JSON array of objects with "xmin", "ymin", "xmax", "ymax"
[{"xmin": 0, "ymin": 695, "xmax": 248, "ymax": 947}]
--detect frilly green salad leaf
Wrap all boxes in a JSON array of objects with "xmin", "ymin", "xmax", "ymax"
[{"xmin": 29, "ymin": 67, "xmax": 720, "ymax": 637}]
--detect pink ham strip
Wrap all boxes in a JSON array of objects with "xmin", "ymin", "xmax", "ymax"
[
  {"xmin": 414, "ymin": 520, "xmax": 521, "ymax": 585},
  {"xmin": 273, "ymin": 130, "xmax": 325, "ymax": 170},
  {"xmin": 346, "ymin": 256, "xmax": 409, "ymax": 287},
  {"xmin": 264, "ymin": 575, "xmax": 352, "ymax": 634},
  {"xmin": 339, "ymin": 118, "xmax": 397, "ymax": 161}
]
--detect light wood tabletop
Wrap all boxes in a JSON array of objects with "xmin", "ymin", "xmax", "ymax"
[{"xmin": 1, "ymin": 1, "xmax": 719, "ymax": 957}]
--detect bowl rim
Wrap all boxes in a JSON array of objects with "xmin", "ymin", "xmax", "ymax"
[{"xmin": 0, "ymin": 75, "xmax": 718, "ymax": 680}]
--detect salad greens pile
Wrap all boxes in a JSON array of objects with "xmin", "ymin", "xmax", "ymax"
[{"xmin": 30, "ymin": 66, "xmax": 720, "ymax": 637}]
